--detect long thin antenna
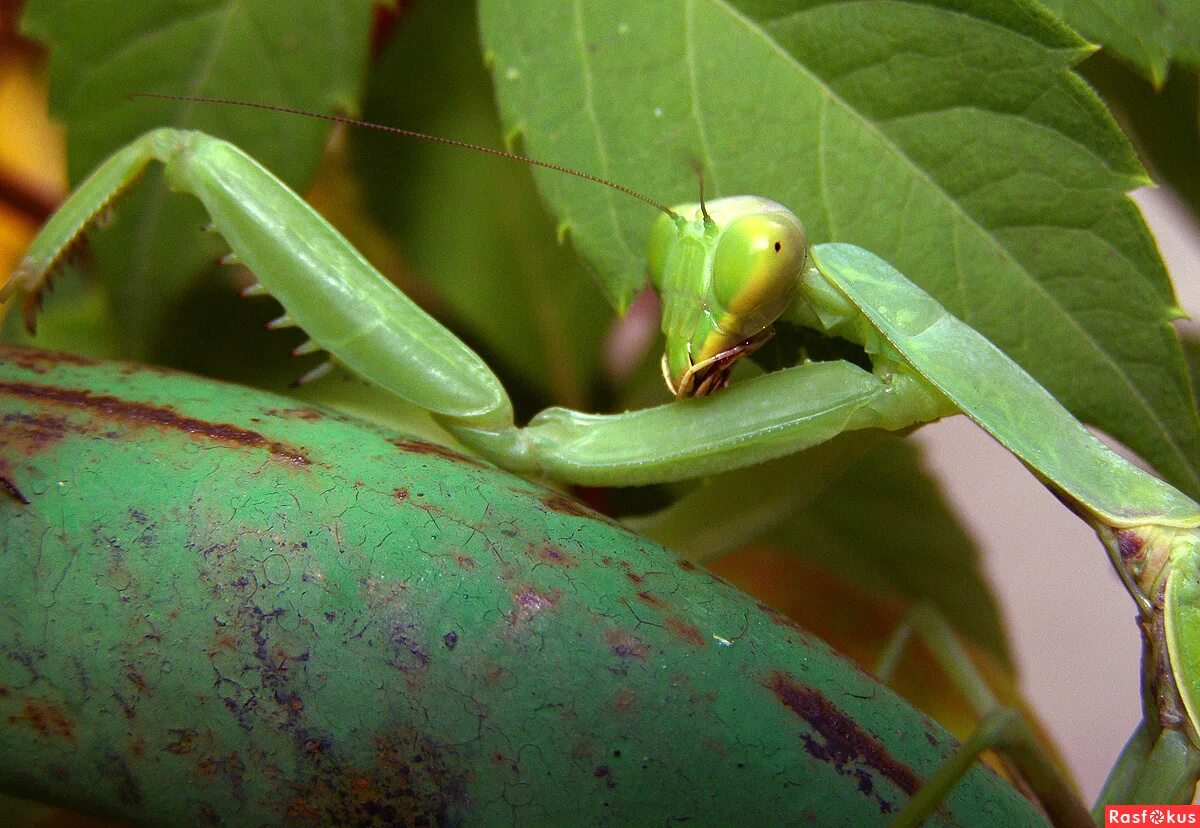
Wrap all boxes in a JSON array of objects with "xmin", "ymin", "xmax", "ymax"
[
  {"xmin": 688, "ymin": 158, "xmax": 712, "ymax": 224},
  {"xmin": 697, "ymin": 168, "xmax": 712, "ymax": 223},
  {"xmin": 129, "ymin": 93, "xmax": 679, "ymax": 218}
]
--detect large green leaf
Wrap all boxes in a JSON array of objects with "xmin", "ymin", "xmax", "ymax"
[
  {"xmin": 21, "ymin": 0, "xmax": 375, "ymax": 354},
  {"xmin": 1040, "ymin": 0, "xmax": 1200, "ymax": 84},
  {"xmin": 353, "ymin": 1, "xmax": 609, "ymax": 408},
  {"xmin": 479, "ymin": 0, "xmax": 1200, "ymax": 498}
]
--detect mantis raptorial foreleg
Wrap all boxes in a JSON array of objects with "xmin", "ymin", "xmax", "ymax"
[
  {"xmin": 3, "ymin": 128, "xmax": 955, "ymax": 488},
  {"xmin": 11, "ymin": 128, "xmax": 516, "ymax": 429}
]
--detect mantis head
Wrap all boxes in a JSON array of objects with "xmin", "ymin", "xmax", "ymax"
[
  {"xmin": 648, "ymin": 196, "xmax": 808, "ymax": 397},
  {"xmin": 116, "ymin": 96, "xmax": 812, "ymax": 401}
]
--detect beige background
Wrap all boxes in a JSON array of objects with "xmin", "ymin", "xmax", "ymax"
[{"xmin": 915, "ymin": 187, "xmax": 1200, "ymax": 800}]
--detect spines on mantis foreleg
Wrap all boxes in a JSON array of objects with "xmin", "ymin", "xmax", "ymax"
[
  {"xmin": 2, "ymin": 131, "xmax": 169, "ymax": 332},
  {"xmin": 809, "ymin": 243, "xmax": 1200, "ymax": 530},
  {"xmin": 165, "ymin": 133, "xmax": 514, "ymax": 429},
  {"xmin": 7, "ymin": 128, "xmax": 516, "ymax": 432}
]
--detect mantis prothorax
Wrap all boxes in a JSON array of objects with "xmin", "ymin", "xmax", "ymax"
[{"xmin": 4, "ymin": 96, "xmax": 1200, "ymax": 821}]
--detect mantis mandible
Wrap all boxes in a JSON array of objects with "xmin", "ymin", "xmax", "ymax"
[{"xmin": 4, "ymin": 94, "xmax": 1200, "ymax": 822}]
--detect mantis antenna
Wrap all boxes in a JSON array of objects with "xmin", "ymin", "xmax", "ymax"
[
  {"xmin": 690, "ymin": 158, "xmax": 713, "ymax": 224},
  {"xmin": 128, "ymin": 93, "xmax": 680, "ymax": 219}
]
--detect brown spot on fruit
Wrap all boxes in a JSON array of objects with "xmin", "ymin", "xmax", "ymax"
[
  {"xmin": 1, "ymin": 411, "xmax": 74, "ymax": 455},
  {"xmin": 264, "ymin": 406, "xmax": 326, "ymax": 421},
  {"xmin": 0, "ymin": 345, "xmax": 97, "ymax": 374},
  {"xmin": 0, "ymin": 381, "xmax": 309, "ymax": 465},
  {"xmin": 603, "ymin": 630, "xmax": 648, "ymax": 662},
  {"xmin": 533, "ymin": 545, "xmax": 576, "ymax": 568},
  {"xmin": 127, "ymin": 669, "xmax": 151, "ymax": 695},
  {"xmin": 508, "ymin": 587, "xmax": 561, "ymax": 627},
  {"xmin": 284, "ymin": 728, "xmax": 465, "ymax": 824},
  {"xmin": 0, "ymin": 459, "xmax": 29, "ymax": 504},
  {"xmin": 8, "ymin": 699, "xmax": 74, "ymax": 740},
  {"xmin": 539, "ymin": 490, "xmax": 623, "ymax": 527},
  {"xmin": 767, "ymin": 671, "xmax": 921, "ymax": 803},
  {"xmin": 393, "ymin": 487, "xmax": 409, "ymax": 504},
  {"xmin": 388, "ymin": 437, "xmax": 485, "ymax": 468},
  {"xmin": 541, "ymin": 491, "xmax": 594, "ymax": 518},
  {"xmin": 166, "ymin": 729, "xmax": 198, "ymax": 755},
  {"xmin": 665, "ymin": 617, "xmax": 706, "ymax": 648},
  {"xmin": 593, "ymin": 763, "xmax": 617, "ymax": 789},
  {"xmin": 636, "ymin": 591, "xmax": 666, "ymax": 609}
]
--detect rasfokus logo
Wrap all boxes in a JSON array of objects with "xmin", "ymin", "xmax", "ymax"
[{"xmin": 1106, "ymin": 805, "xmax": 1200, "ymax": 825}]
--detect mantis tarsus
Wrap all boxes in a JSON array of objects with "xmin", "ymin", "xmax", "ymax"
[{"xmin": 3, "ymin": 93, "xmax": 1199, "ymax": 824}]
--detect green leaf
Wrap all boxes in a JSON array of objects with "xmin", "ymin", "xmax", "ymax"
[
  {"xmin": 480, "ymin": 0, "xmax": 1200, "ymax": 498},
  {"xmin": 1082, "ymin": 54, "xmax": 1200, "ymax": 221},
  {"xmin": 353, "ymin": 1, "xmax": 609, "ymax": 407},
  {"xmin": 1040, "ymin": 0, "xmax": 1200, "ymax": 84},
  {"xmin": 765, "ymin": 437, "xmax": 1010, "ymax": 668},
  {"xmin": 21, "ymin": 0, "xmax": 376, "ymax": 355}
]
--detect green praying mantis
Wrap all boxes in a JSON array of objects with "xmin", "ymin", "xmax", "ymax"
[{"xmin": 3, "ymin": 90, "xmax": 1200, "ymax": 824}]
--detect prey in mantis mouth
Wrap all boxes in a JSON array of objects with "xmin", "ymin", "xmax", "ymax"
[
  {"xmin": 647, "ymin": 195, "xmax": 809, "ymax": 398},
  {"xmin": 659, "ymin": 328, "xmax": 773, "ymax": 397}
]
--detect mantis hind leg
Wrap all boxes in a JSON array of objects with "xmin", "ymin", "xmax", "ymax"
[
  {"xmin": 4, "ymin": 129, "xmax": 516, "ymax": 432},
  {"xmin": 878, "ymin": 605, "xmax": 1093, "ymax": 827}
]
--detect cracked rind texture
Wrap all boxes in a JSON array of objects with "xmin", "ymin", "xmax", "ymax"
[{"xmin": 0, "ymin": 346, "xmax": 1043, "ymax": 826}]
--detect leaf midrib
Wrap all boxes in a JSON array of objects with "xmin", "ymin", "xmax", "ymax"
[{"xmin": 569, "ymin": 0, "xmax": 638, "ymax": 272}]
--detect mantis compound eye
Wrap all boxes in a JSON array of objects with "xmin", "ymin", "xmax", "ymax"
[{"xmin": 711, "ymin": 210, "xmax": 808, "ymax": 336}]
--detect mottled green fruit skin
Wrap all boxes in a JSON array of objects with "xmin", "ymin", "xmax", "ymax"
[{"xmin": 0, "ymin": 347, "xmax": 1043, "ymax": 826}]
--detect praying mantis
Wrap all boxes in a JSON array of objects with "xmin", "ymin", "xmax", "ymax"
[
  {"xmin": 3, "ymin": 88, "xmax": 1200, "ymax": 822},
  {"xmin": 4, "ymin": 1, "xmax": 1200, "ymax": 823}
]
